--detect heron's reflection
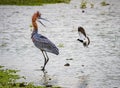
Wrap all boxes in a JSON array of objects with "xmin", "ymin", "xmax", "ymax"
[{"xmin": 41, "ymin": 70, "xmax": 52, "ymax": 87}]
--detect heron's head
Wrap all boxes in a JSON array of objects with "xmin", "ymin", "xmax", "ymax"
[
  {"xmin": 36, "ymin": 11, "xmax": 51, "ymax": 27},
  {"xmin": 36, "ymin": 11, "xmax": 41, "ymax": 19}
]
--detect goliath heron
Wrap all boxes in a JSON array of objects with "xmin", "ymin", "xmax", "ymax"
[{"xmin": 31, "ymin": 11, "xmax": 59, "ymax": 71}]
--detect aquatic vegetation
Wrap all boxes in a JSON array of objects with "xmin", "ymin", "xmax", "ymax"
[
  {"xmin": 80, "ymin": 0, "xmax": 94, "ymax": 9},
  {"xmin": 90, "ymin": 3, "xmax": 94, "ymax": 8},
  {"xmin": 0, "ymin": 0, "xmax": 71, "ymax": 5},
  {"xmin": 0, "ymin": 66, "xmax": 61, "ymax": 88},
  {"xmin": 74, "ymin": 5, "xmax": 77, "ymax": 8},
  {"xmin": 101, "ymin": 1, "xmax": 110, "ymax": 6},
  {"xmin": 66, "ymin": 58, "xmax": 73, "ymax": 60},
  {"xmin": 29, "ymin": 24, "xmax": 33, "ymax": 28},
  {"xmin": 100, "ymin": 11, "xmax": 106, "ymax": 15},
  {"xmin": 30, "ymin": 24, "xmax": 33, "ymax": 31},
  {"xmin": 0, "ymin": 42, "xmax": 7, "ymax": 47},
  {"xmin": 0, "ymin": 66, "xmax": 20, "ymax": 87},
  {"xmin": 0, "ymin": 66, "xmax": 4, "ymax": 68},
  {"xmin": 80, "ymin": 0, "xmax": 87, "ymax": 9},
  {"xmin": 58, "ymin": 43, "xmax": 64, "ymax": 48}
]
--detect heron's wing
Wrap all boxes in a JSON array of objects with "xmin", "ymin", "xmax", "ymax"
[
  {"xmin": 35, "ymin": 35, "xmax": 55, "ymax": 48},
  {"xmin": 33, "ymin": 34, "xmax": 59, "ymax": 55}
]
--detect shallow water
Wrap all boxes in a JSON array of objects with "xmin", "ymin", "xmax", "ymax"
[{"xmin": 0, "ymin": 0, "xmax": 120, "ymax": 88}]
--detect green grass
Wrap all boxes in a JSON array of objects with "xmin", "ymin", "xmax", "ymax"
[
  {"xmin": 0, "ymin": 0, "xmax": 71, "ymax": 5},
  {"xmin": 80, "ymin": 0, "xmax": 87, "ymax": 9},
  {"xmin": 0, "ymin": 65, "xmax": 61, "ymax": 88},
  {"xmin": 90, "ymin": 3, "xmax": 94, "ymax": 8},
  {"xmin": 58, "ymin": 43, "xmax": 64, "ymax": 48},
  {"xmin": 100, "ymin": 1, "xmax": 110, "ymax": 6}
]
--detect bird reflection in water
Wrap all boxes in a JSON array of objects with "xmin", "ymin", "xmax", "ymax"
[{"xmin": 41, "ymin": 71, "xmax": 53, "ymax": 87}]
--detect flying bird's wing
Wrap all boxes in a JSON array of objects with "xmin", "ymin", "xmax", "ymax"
[{"xmin": 78, "ymin": 27, "xmax": 86, "ymax": 40}]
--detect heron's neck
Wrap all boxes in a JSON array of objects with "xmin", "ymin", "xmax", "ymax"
[
  {"xmin": 32, "ymin": 20, "xmax": 39, "ymax": 35},
  {"xmin": 32, "ymin": 29, "xmax": 38, "ymax": 33},
  {"xmin": 31, "ymin": 29, "xmax": 38, "ymax": 38},
  {"xmin": 32, "ymin": 21, "xmax": 38, "ymax": 34},
  {"xmin": 32, "ymin": 21, "xmax": 38, "ymax": 31},
  {"xmin": 32, "ymin": 14, "xmax": 38, "ymax": 31}
]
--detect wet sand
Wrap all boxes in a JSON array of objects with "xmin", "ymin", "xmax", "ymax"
[{"xmin": 0, "ymin": 0, "xmax": 120, "ymax": 88}]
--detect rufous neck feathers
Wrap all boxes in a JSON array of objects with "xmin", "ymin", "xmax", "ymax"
[{"xmin": 32, "ymin": 11, "xmax": 41, "ymax": 31}]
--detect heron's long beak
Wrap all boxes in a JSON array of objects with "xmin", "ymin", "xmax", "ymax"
[
  {"xmin": 38, "ymin": 17, "xmax": 52, "ymax": 27},
  {"xmin": 40, "ymin": 17, "xmax": 51, "ymax": 23},
  {"xmin": 38, "ymin": 20, "xmax": 46, "ymax": 27}
]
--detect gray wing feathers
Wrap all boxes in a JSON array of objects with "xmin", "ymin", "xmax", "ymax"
[{"xmin": 33, "ymin": 35, "xmax": 59, "ymax": 55}]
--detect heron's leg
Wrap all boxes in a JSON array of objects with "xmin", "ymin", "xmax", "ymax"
[
  {"xmin": 44, "ymin": 51, "xmax": 49, "ymax": 65},
  {"xmin": 41, "ymin": 50, "xmax": 47, "ymax": 71}
]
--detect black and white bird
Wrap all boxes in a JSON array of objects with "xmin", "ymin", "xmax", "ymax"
[{"xmin": 77, "ymin": 26, "xmax": 90, "ymax": 47}]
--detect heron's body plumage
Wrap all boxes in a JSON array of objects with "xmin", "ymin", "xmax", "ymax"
[{"xmin": 31, "ymin": 30, "xmax": 59, "ymax": 55}]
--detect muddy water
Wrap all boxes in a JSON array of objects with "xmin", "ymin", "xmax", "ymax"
[{"xmin": 0, "ymin": 0, "xmax": 120, "ymax": 88}]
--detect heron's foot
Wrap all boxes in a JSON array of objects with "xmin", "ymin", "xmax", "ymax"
[
  {"xmin": 41, "ymin": 68, "xmax": 45, "ymax": 71},
  {"xmin": 41, "ymin": 66, "xmax": 45, "ymax": 71}
]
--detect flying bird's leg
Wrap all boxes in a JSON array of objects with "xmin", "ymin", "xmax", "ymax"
[
  {"xmin": 44, "ymin": 51, "xmax": 49, "ymax": 66},
  {"xmin": 41, "ymin": 50, "xmax": 47, "ymax": 71}
]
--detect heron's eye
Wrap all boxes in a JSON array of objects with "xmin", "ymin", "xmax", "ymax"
[{"xmin": 38, "ymin": 15, "xmax": 41, "ymax": 19}]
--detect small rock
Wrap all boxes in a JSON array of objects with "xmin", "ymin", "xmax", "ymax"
[
  {"xmin": 82, "ymin": 65, "xmax": 84, "ymax": 67},
  {"xmin": 66, "ymin": 58, "xmax": 73, "ymax": 60},
  {"xmin": 81, "ymin": 71, "xmax": 84, "ymax": 73},
  {"xmin": 49, "ymin": 78, "xmax": 51, "ymax": 80},
  {"xmin": 64, "ymin": 63, "xmax": 70, "ymax": 66},
  {"xmin": 82, "ymin": 10, "xmax": 85, "ymax": 13},
  {"xmin": 106, "ymin": 3, "xmax": 110, "ymax": 5}
]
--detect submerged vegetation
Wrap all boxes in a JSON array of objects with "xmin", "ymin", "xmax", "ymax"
[
  {"xmin": 101, "ymin": 1, "xmax": 110, "ymax": 6},
  {"xmin": 80, "ymin": 0, "xmax": 94, "ymax": 9},
  {"xmin": 0, "ymin": 0, "xmax": 71, "ymax": 5},
  {"xmin": 58, "ymin": 43, "xmax": 64, "ymax": 48},
  {"xmin": 80, "ymin": 0, "xmax": 109, "ymax": 9},
  {"xmin": 0, "ymin": 66, "xmax": 61, "ymax": 88},
  {"xmin": 80, "ymin": 0, "xmax": 87, "ymax": 9},
  {"xmin": 90, "ymin": 3, "xmax": 94, "ymax": 8}
]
